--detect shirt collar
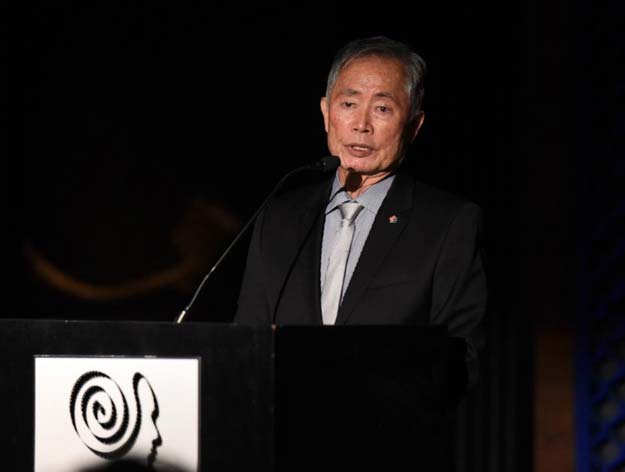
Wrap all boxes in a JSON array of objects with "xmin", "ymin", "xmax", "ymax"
[{"xmin": 325, "ymin": 171, "xmax": 395, "ymax": 216}]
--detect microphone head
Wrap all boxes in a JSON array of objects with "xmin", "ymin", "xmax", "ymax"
[{"xmin": 315, "ymin": 155, "xmax": 341, "ymax": 172}]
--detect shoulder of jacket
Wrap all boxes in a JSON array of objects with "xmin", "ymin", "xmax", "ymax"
[{"xmin": 408, "ymin": 176, "xmax": 481, "ymax": 215}]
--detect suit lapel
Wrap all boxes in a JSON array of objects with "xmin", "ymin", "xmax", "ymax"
[
  {"xmin": 335, "ymin": 173, "xmax": 414, "ymax": 325},
  {"xmin": 296, "ymin": 202, "xmax": 326, "ymax": 324},
  {"xmin": 275, "ymin": 176, "xmax": 332, "ymax": 324}
]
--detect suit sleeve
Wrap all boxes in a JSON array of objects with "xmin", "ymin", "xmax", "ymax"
[
  {"xmin": 233, "ymin": 209, "xmax": 271, "ymax": 324},
  {"xmin": 431, "ymin": 202, "xmax": 487, "ymax": 388}
]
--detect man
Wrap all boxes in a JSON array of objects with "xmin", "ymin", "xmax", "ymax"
[{"xmin": 234, "ymin": 36, "xmax": 486, "ymax": 385}]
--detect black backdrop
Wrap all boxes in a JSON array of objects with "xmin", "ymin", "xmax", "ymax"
[
  {"xmin": 13, "ymin": 3, "xmax": 523, "ymax": 323},
  {"xmin": 11, "ymin": 3, "xmax": 535, "ymax": 470}
]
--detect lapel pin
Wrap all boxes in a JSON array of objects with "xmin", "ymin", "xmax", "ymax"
[{"xmin": 388, "ymin": 215, "xmax": 398, "ymax": 224}]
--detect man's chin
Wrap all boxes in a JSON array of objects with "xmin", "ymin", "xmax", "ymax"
[
  {"xmin": 342, "ymin": 164, "xmax": 379, "ymax": 177},
  {"xmin": 339, "ymin": 158, "xmax": 372, "ymax": 175}
]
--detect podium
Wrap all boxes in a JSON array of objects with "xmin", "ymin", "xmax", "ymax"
[{"xmin": 0, "ymin": 319, "xmax": 466, "ymax": 471}]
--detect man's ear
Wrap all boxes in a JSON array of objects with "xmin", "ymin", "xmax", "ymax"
[
  {"xmin": 320, "ymin": 97, "xmax": 329, "ymax": 133},
  {"xmin": 407, "ymin": 112, "xmax": 425, "ymax": 143}
]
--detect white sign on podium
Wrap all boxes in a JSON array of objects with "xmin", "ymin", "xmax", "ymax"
[{"xmin": 35, "ymin": 357, "xmax": 200, "ymax": 471}]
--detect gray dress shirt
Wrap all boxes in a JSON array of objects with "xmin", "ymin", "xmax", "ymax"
[{"xmin": 320, "ymin": 172, "xmax": 395, "ymax": 303}]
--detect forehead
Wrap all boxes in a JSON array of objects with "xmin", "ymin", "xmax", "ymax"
[{"xmin": 333, "ymin": 55, "xmax": 408, "ymax": 99}]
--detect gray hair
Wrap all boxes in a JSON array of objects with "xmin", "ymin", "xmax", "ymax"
[{"xmin": 325, "ymin": 36, "xmax": 427, "ymax": 121}]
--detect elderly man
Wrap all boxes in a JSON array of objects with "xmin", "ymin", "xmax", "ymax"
[{"xmin": 234, "ymin": 36, "xmax": 486, "ymax": 385}]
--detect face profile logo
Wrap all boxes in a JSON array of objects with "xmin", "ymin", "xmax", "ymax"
[{"xmin": 69, "ymin": 371, "xmax": 162, "ymax": 466}]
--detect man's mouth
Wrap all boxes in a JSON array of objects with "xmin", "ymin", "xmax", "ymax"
[{"xmin": 346, "ymin": 144, "xmax": 374, "ymax": 157}]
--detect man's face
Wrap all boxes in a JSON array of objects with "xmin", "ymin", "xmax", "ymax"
[{"xmin": 321, "ymin": 55, "xmax": 423, "ymax": 177}]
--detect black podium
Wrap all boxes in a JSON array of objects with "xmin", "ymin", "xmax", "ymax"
[{"xmin": 0, "ymin": 319, "xmax": 466, "ymax": 471}]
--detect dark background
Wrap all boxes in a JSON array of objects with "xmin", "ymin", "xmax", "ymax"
[
  {"xmin": 9, "ymin": 1, "xmax": 624, "ymax": 469},
  {"xmin": 12, "ymin": 3, "xmax": 525, "ymax": 325}
]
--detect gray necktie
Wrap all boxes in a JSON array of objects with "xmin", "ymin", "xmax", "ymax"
[{"xmin": 322, "ymin": 201, "xmax": 364, "ymax": 325}]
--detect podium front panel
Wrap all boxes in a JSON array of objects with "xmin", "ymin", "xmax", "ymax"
[{"xmin": 0, "ymin": 320, "xmax": 274, "ymax": 471}]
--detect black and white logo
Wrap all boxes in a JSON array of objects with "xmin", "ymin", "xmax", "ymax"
[{"xmin": 69, "ymin": 371, "xmax": 162, "ymax": 465}]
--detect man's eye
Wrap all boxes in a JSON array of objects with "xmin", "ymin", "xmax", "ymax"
[
  {"xmin": 377, "ymin": 106, "xmax": 390, "ymax": 113},
  {"xmin": 342, "ymin": 101, "xmax": 355, "ymax": 108}
]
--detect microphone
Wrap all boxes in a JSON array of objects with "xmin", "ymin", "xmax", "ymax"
[
  {"xmin": 175, "ymin": 155, "xmax": 340, "ymax": 323},
  {"xmin": 309, "ymin": 155, "xmax": 341, "ymax": 172}
]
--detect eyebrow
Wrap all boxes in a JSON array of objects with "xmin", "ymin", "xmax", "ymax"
[{"xmin": 340, "ymin": 88, "xmax": 399, "ymax": 103}]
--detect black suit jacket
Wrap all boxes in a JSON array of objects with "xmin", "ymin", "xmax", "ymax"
[{"xmin": 234, "ymin": 171, "xmax": 486, "ymax": 381}]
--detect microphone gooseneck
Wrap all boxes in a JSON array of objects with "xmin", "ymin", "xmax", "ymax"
[{"xmin": 175, "ymin": 155, "xmax": 341, "ymax": 323}]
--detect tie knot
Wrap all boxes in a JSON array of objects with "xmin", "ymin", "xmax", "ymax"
[{"xmin": 338, "ymin": 201, "xmax": 363, "ymax": 224}]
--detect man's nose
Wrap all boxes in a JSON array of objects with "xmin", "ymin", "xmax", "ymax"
[{"xmin": 352, "ymin": 109, "xmax": 372, "ymax": 133}]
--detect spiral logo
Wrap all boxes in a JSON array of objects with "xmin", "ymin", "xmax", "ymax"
[{"xmin": 69, "ymin": 371, "xmax": 161, "ymax": 464}]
